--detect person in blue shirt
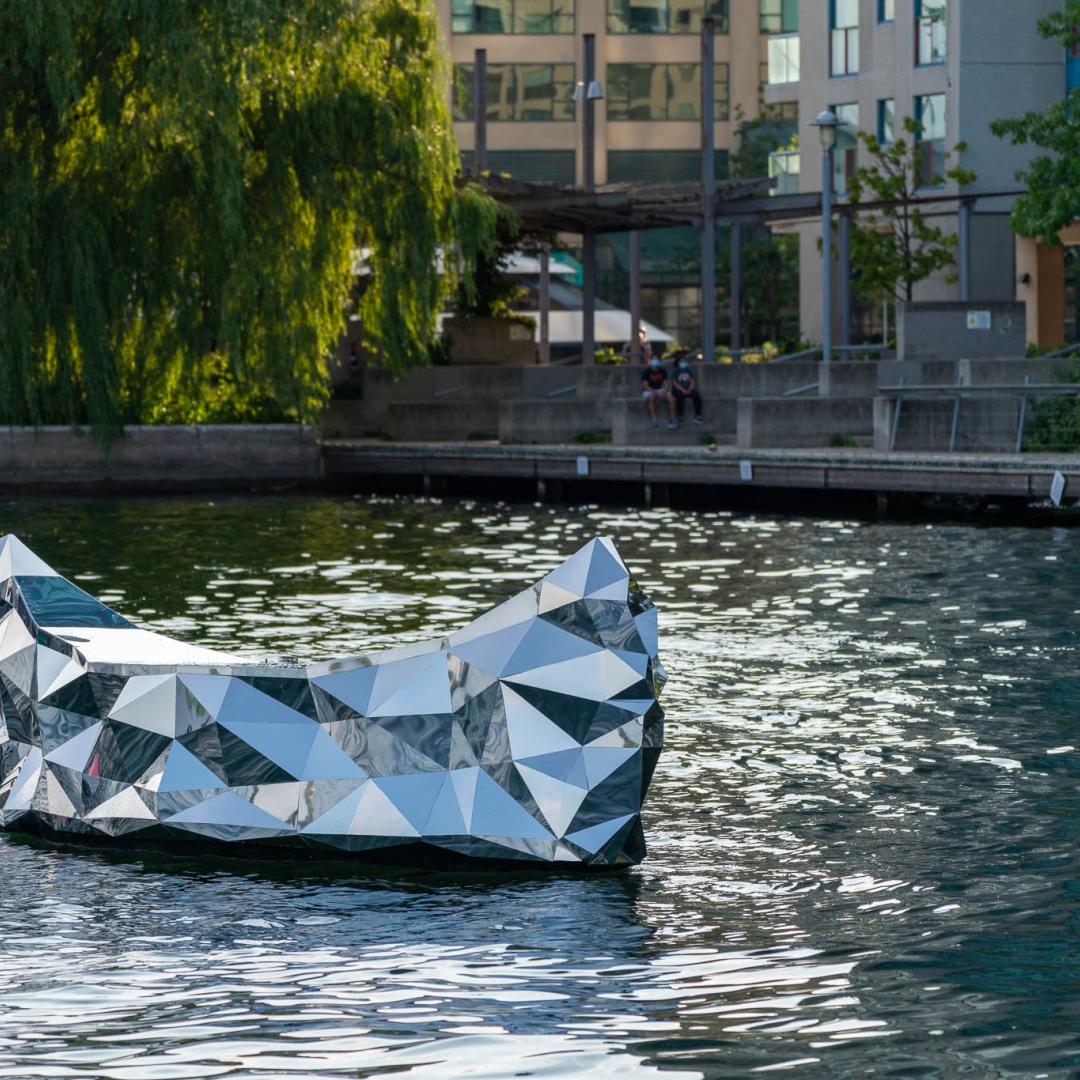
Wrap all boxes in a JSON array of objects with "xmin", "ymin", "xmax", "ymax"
[
  {"xmin": 641, "ymin": 357, "xmax": 678, "ymax": 429},
  {"xmin": 671, "ymin": 350, "xmax": 704, "ymax": 425}
]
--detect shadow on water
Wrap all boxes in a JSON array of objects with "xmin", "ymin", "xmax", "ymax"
[{"xmin": 6, "ymin": 494, "xmax": 1080, "ymax": 1075}]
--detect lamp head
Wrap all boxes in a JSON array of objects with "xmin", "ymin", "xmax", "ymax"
[{"xmin": 813, "ymin": 108, "xmax": 839, "ymax": 151}]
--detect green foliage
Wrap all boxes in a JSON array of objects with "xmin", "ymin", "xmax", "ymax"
[
  {"xmin": 0, "ymin": 0, "xmax": 464, "ymax": 443},
  {"xmin": 452, "ymin": 183, "xmax": 521, "ymax": 317},
  {"xmin": 728, "ymin": 107, "xmax": 798, "ymax": 182},
  {"xmin": 991, "ymin": 4, "xmax": 1080, "ymax": 243},
  {"xmin": 724, "ymin": 111, "xmax": 801, "ymax": 346},
  {"xmin": 594, "ymin": 347, "xmax": 622, "ymax": 365},
  {"xmin": 846, "ymin": 117, "xmax": 975, "ymax": 303},
  {"xmin": 573, "ymin": 429, "xmax": 612, "ymax": 445}
]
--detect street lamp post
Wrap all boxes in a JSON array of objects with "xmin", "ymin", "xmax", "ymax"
[{"xmin": 813, "ymin": 109, "xmax": 839, "ymax": 367}]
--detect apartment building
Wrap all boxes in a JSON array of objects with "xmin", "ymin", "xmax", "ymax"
[
  {"xmin": 764, "ymin": 0, "xmax": 1066, "ymax": 344},
  {"xmin": 433, "ymin": 0, "xmax": 781, "ymax": 346}
]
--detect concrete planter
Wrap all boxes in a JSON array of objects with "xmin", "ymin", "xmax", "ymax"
[{"xmin": 444, "ymin": 317, "xmax": 536, "ymax": 366}]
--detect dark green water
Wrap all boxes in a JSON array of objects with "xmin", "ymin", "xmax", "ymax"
[{"xmin": 3, "ymin": 494, "xmax": 1080, "ymax": 1078}]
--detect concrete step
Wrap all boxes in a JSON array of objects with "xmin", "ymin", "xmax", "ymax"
[
  {"xmin": 388, "ymin": 400, "xmax": 499, "ymax": 441},
  {"xmin": 613, "ymin": 399, "xmax": 736, "ymax": 446}
]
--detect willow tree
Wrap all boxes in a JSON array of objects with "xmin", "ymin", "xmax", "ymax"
[{"xmin": 0, "ymin": 0, "xmax": 470, "ymax": 440}]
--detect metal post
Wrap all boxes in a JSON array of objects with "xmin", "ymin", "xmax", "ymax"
[
  {"xmin": 730, "ymin": 222, "xmax": 743, "ymax": 356},
  {"xmin": 889, "ymin": 378, "xmax": 905, "ymax": 451},
  {"xmin": 949, "ymin": 375, "xmax": 962, "ymax": 452},
  {"xmin": 582, "ymin": 33, "xmax": 596, "ymax": 365},
  {"xmin": 630, "ymin": 230, "xmax": 642, "ymax": 362},
  {"xmin": 838, "ymin": 210, "xmax": 852, "ymax": 347},
  {"xmin": 473, "ymin": 49, "xmax": 487, "ymax": 173},
  {"xmin": 700, "ymin": 18, "xmax": 716, "ymax": 365},
  {"xmin": 539, "ymin": 244, "xmax": 551, "ymax": 365},
  {"xmin": 958, "ymin": 198, "xmax": 973, "ymax": 303},
  {"xmin": 822, "ymin": 145, "xmax": 834, "ymax": 366},
  {"xmin": 1016, "ymin": 374, "xmax": 1032, "ymax": 454}
]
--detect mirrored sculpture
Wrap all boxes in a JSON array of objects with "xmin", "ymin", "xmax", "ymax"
[{"xmin": 0, "ymin": 535, "xmax": 665, "ymax": 868}]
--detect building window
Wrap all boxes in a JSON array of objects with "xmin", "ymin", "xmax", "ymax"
[
  {"xmin": 830, "ymin": 0, "xmax": 859, "ymax": 76},
  {"xmin": 461, "ymin": 149, "xmax": 576, "ymax": 183},
  {"xmin": 453, "ymin": 63, "xmax": 576, "ymax": 121},
  {"xmin": 760, "ymin": 0, "xmax": 797, "ymax": 34},
  {"xmin": 608, "ymin": 149, "xmax": 730, "ymax": 183},
  {"xmin": 879, "ymin": 0, "xmax": 894, "ymax": 21},
  {"xmin": 766, "ymin": 31, "xmax": 800, "ymax": 84},
  {"xmin": 916, "ymin": 0, "xmax": 947, "ymax": 65},
  {"xmin": 915, "ymin": 93, "xmax": 946, "ymax": 185},
  {"xmin": 451, "ymin": 0, "xmax": 575, "ymax": 34},
  {"xmin": 607, "ymin": 1, "xmax": 729, "ymax": 35},
  {"xmin": 877, "ymin": 98, "xmax": 895, "ymax": 144},
  {"xmin": 606, "ymin": 63, "xmax": 730, "ymax": 121},
  {"xmin": 831, "ymin": 102, "xmax": 859, "ymax": 195}
]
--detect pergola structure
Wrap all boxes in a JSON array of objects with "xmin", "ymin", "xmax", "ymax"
[{"xmin": 467, "ymin": 172, "xmax": 823, "ymax": 363}]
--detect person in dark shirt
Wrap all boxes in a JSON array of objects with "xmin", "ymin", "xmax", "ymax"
[
  {"xmin": 671, "ymin": 350, "xmax": 704, "ymax": 425},
  {"xmin": 641, "ymin": 357, "xmax": 678, "ymax": 429}
]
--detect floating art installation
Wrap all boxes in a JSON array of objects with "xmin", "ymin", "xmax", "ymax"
[{"xmin": 0, "ymin": 535, "xmax": 665, "ymax": 868}]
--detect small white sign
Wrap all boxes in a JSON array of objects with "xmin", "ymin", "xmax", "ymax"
[
  {"xmin": 576, "ymin": 455, "xmax": 590, "ymax": 477},
  {"xmin": 739, "ymin": 460, "xmax": 753, "ymax": 482},
  {"xmin": 1051, "ymin": 470, "xmax": 1067, "ymax": 507},
  {"xmin": 967, "ymin": 310, "xmax": 992, "ymax": 331}
]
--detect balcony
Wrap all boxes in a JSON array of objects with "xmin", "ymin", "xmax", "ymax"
[
  {"xmin": 769, "ymin": 150, "xmax": 800, "ymax": 196},
  {"xmin": 767, "ymin": 33, "xmax": 800, "ymax": 85}
]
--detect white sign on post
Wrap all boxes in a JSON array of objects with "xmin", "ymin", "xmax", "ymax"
[
  {"xmin": 966, "ymin": 310, "xmax": 992, "ymax": 331},
  {"xmin": 739, "ymin": 460, "xmax": 753, "ymax": 482},
  {"xmin": 1051, "ymin": 470, "xmax": 1067, "ymax": 507},
  {"xmin": 576, "ymin": 455, "xmax": 590, "ymax": 477}
]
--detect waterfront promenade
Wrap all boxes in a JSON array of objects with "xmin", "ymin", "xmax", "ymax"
[{"xmin": 3, "ymin": 423, "xmax": 1078, "ymax": 516}]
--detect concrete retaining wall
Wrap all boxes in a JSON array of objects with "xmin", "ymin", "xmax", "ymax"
[
  {"xmin": 0, "ymin": 425, "xmax": 322, "ymax": 491},
  {"xmin": 737, "ymin": 398, "xmax": 874, "ymax": 449},
  {"xmin": 873, "ymin": 397, "xmax": 1023, "ymax": 452},
  {"xmin": 612, "ymin": 399, "xmax": 736, "ymax": 446},
  {"xmin": 500, "ymin": 400, "xmax": 612, "ymax": 445},
  {"xmin": 389, "ymin": 401, "xmax": 499, "ymax": 441}
]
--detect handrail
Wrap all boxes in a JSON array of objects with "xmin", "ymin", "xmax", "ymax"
[
  {"xmin": 880, "ymin": 377, "xmax": 1080, "ymax": 454},
  {"xmin": 1037, "ymin": 343, "xmax": 1080, "ymax": 362}
]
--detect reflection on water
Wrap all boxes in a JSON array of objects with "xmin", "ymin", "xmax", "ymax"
[{"xmin": 2, "ymin": 495, "xmax": 1080, "ymax": 1076}]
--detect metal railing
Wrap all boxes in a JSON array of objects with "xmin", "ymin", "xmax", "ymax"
[{"xmin": 879, "ymin": 379, "xmax": 1080, "ymax": 453}]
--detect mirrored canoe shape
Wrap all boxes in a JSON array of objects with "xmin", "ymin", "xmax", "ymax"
[{"xmin": 0, "ymin": 535, "xmax": 665, "ymax": 869}]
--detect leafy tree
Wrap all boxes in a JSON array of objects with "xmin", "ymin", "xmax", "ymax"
[
  {"xmin": 726, "ymin": 108, "xmax": 800, "ymax": 347},
  {"xmin": 0, "ymin": 0, "xmax": 479, "ymax": 441},
  {"xmin": 990, "ymin": 3, "xmax": 1080, "ymax": 243},
  {"xmin": 845, "ymin": 118, "xmax": 975, "ymax": 303}
]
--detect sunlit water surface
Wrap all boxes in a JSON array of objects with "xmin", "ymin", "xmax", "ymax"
[{"xmin": 2, "ymin": 495, "xmax": 1080, "ymax": 1078}]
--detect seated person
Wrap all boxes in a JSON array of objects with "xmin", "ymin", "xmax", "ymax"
[
  {"xmin": 641, "ymin": 357, "xmax": 678, "ymax": 430},
  {"xmin": 671, "ymin": 350, "xmax": 704, "ymax": 426}
]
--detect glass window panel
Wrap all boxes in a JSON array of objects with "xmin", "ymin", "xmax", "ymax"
[
  {"xmin": 715, "ymin": 63, "xmax": 730, "ymax": 122},
  {"xmin": 879, "ymin": 0, "xmax": 894, "ymax": 20},
  {"xmin": 878, "ymin": 98, "xmax": 895, "ymax": 143},
  {"xmin": 474, "ymin": 0, "xmax": 513, "ymax": 31},
  {"xmin": 761, "ymin": 0, "xmax": 797, "ymax": 33},
  {"xmin": 918, "ymin": 93, "xmax": 946, "ymax": 141},
  {"xmin": 453, "ymin": 63, "xmax": 573, "ymax": 121},
  {"xmin": 833, "ymin": 0, "xmax": 858, "ymax": 28},
  {"xmin": 514, "ymin": 0, "xmax": 575, "ymax": 32},
  {"xmin": 451, "ymin": 1, "xmax": 575, "ymax": 34},
  {"xmin": 916, "ymin": 0, "xmax": 947, "ymax": 64},
  {"xmin": 608, "ymin": 0, "xmax": 727, "ymax": 34},
  {"xmin": 607, "ymin": 63, "xmax": 667, "ymax": 120},
  {"xmin": 668, "ymin": 63, "xmax": 701, "ymax": 120}
]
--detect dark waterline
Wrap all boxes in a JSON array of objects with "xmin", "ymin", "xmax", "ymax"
[{"xmin": 2, "ymin": 493, "xmax": 1080, "ymax": 1078}]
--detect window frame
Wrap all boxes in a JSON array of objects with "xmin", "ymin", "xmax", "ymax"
[
  {"xmin": 914, "ymin": 92, "xmax": 947, "ymax": 187},
  {"xmin": 606, "ymin": 62, "xmax": 731, "ymax": 122},
  {"xmin": 453, "ymin": 62, "xmax": 576, "ymax": 123},
  {"xmin": 877, "ymin": 98, "xmax": 895, "ymax": 145},
  {"xmin": 830, "ymin": 0, "xmax": 860, "ymax": 77},
  {"xmin": 878, "ymin": 0, "xmax": 895, "ymax": 22},
  {"xmin": 606, "ymin": 0, "xmax": 730, "ymax": 36},
  {"xmin": 451, "ymin": 0, "xmax": 575, "ymax": 35},
  {"xmin": 915, "ymin": 0, "xmax": 947, "ymax": 66}
]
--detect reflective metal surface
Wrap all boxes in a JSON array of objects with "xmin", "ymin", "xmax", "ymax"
[
  {"xmin": 1, "ymin": 495, "xmax": 1078, "ymax": 1076},
  {"xmin": 0, "ymin": 534, "xmax": 663, "ymax": 868}
]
